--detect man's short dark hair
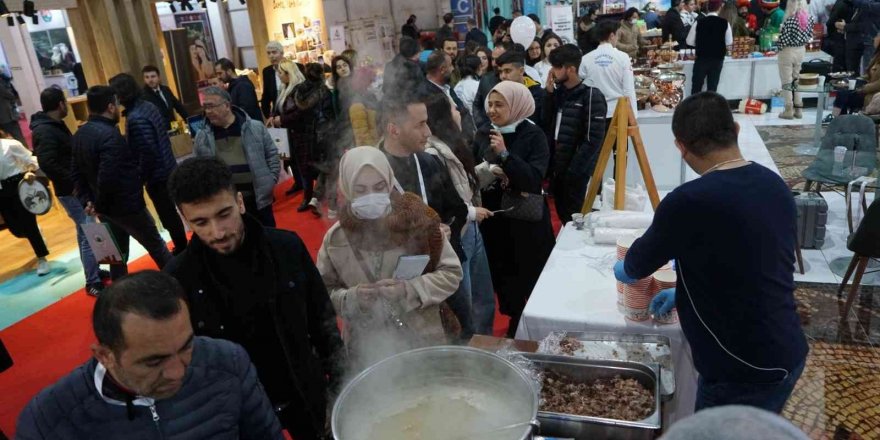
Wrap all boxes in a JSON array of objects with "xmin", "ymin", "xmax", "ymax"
[
  {"xmin": 493, "ymin": 7, "xmax": 500, "ymax": 14},
  {"xmin": 496, "ymin": 49, "xmax": 525, "ymax": 67},
  {"xmin": 168, "ymin": 156, "xmax": 236, "ymax": 206},
  {"xmin": 497, "ymin": 40, "xmax": 515, "ymax": 52},
  {"xmin": 86, "ymin": 85, "xmax": 117, "ymax": 114},
  {"xmin": 672, "ymin": 0, "xmax": 682, "ymax": 7},
  {"xmin": 458, "ymin": 54, "xmax": 482, "ymax": 78},
  {"xmin": 40, "ymin": 86, "xmax": 65, "ymax": 112},
  {"xmin": 380, "ymin": 93, "xmax": 426, "ymax": 134},
  {"xmin": 399, "ymin": 37, "xmax": 420, "ymax": 58},
  {"xmin": 672, "ymin": 92, "xmax": 738, "ymax": 157},
  {"xmin": 93, "ymin": 271, "xmax": 186, "ymax": 353},
  {"xmin": 108, "ymin": 73, "xmax": 140, "ymax": 107},
  {"xmin": 141, "ymin": 65, "xmax": 161, "ymax": 75},
  {"xmin": 426, "ymin": 50, "xmax": 449, "ymax": 74},
  {"xmin": 441, "ymin": 37, "xmax": 458, "ymax": 49},
  {"xmin": 214, "ymin": 58, "xmax": 236, "ymax": 71},
  {"xmin": 548, "ymin": 44, "xmax": 582, "ymax": 69},
  {"xmin": 528, "ymin": 13, "xmax": 540, "ymax": 24},
  {"xmin": 596, "ymin": 21, "xmax": 621, "ymax": 41},
  {"xmin": 443, "ymin": 12, "xmax": 454, "ymax": 23}
]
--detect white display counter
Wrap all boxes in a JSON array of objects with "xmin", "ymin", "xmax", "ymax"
[{"xmin": 679, "ymin": 51, "xmax": 831, "ymax": 100}]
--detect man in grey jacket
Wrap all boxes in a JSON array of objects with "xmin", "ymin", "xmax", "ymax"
[
  {"xmin": 16, "ymin": 270, "xmax": 283, "ymax": 440},
  {"xmin": 193, "ymin": 87, "xmax": 280, "ymax": 227}
]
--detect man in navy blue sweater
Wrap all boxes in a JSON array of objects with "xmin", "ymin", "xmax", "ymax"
[{"xmin": 615, "ymin": 92, "xmax": 808, "ymax": 413}]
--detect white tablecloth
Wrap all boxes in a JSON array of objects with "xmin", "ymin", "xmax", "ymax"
[{"xmin": 515, "ymin": 222, "xmax": 699, "ymax": 429}]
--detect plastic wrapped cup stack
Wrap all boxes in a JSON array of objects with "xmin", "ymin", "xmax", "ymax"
[{"xmin": 651, "ymin": 269, "xmax": 678, "ymax": 325}]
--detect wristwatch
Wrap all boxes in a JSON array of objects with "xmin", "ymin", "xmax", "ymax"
[{"xmin": 498, "ymin": 150, "xmax": 510, "ymax": 163}]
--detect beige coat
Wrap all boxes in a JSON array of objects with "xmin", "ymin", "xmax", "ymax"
[
  {"xmin": 616, "ymin": 22, "xmax": 642, "ymax": 59},
  {"xmin": 425, "ymin": 136, "xmax": 481, "ymax": 210},
  {"xmin": 316, "ymin": 222, "xmax": 462, "ymax": 366}
]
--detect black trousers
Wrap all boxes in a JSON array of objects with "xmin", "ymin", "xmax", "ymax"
[
  {"xmin": 0, "ymin": 173, "xmax": 49, "ymax": 258},
  {"xmin": 146, "ymin": 180, "xmax": 188, "ymax": 253},
  {"xmin": 844, "ymin": 35, "xmax": 868, "ymax": 74},
  {"xmin": 100, "ymin": 208, "xmax": 173, "ymax": 279},
  {"xmin": 691, "ymin": 58, "xmax": 724, "ymax": 95}
]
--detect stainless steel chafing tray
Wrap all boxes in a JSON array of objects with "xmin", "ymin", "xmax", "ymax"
[
  {"xmin": 522, "ymin": 353, "xmax": 662, "ymax": 440},
  {"xmin": 541, "ymin": 331, "xmax": 675, "ymax": 401}
]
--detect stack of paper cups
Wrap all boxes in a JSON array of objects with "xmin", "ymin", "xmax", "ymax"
[
  {"xmin": 623, "ymin": 278, "xmax": 653, "ymax": 321},
  {"xmin": 616, "ymin": 235, "xmax": 637, "ymax": 309},
  {"xmin": 651, "ymin": 269, "xmax": 679, "ymax": 324}
]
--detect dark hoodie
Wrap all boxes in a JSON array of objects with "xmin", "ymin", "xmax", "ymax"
[
  {"xmin": 30, "ymin": 111, "xmax": 75, "ymax": 196},
  {"xmin": 227, "ymin": 76, "xmax": 264, "ymax": 122}
]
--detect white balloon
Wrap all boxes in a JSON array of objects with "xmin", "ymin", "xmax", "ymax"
[{"xmin": 509, "ymin": 16, "xmax": 537, "ymax": 47}]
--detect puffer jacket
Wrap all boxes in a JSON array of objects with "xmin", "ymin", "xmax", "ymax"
[
  {"xmin": 16, "ymin": 337, "xmax": 284, "ymax": 440},
  {"xmin": 543, "ymin": 82, "xmax": 608, "ymax": 178},
  {"xmin": 349, "ymin": 103, "xmax": 377, "ymax": 146},
  {"xmin": 124, "ymin": 99, "xmax": 177, "ymax": 185},
  {"xmin": 30, "ymin": 112, "xmax": 75, "ymax": 196},
  {"xmin": 71, "ymin": 115, "xmax": 145, "ymax": 216},
  {"xmin": 193, "ymin": 107, "xmax": 280, "ymax": 210}
]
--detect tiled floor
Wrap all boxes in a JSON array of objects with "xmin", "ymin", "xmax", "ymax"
[{"xmin": 758, "ymin": 123, "xmax": 880, "ymax": 439}]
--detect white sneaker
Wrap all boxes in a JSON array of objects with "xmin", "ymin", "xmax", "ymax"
[
  {"xmin": 308, "ymin": 197, "xmax": 320, "ymax": 209},
  {"xmin": 36, "ymin": 258, "xmax": 50, "ymax": 276},
  {"xmin": 327, "ymin": 209, "xmax": 338, "ymax": 219}
]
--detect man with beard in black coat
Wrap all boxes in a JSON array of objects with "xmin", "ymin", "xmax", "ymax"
[
  {"xmin": 544, "ymin": 44, "xmax": 607, "ymax": 223},
  {"xmin": 164, "ymin": 157, "xmax": 345, "ymax": 440}
]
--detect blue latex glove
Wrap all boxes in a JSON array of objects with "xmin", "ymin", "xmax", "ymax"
[
  {"xmin": 613, "ymin": 260, "xmax": 638, "ymax": 285},
  {"xmin": 650, "ymin": 288, "xmax": 676, "ymax": 316}
]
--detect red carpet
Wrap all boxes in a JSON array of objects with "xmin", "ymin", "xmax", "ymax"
[{"xmin": 0, "ymin": 181, "xmax": 559, "ymax": 436}]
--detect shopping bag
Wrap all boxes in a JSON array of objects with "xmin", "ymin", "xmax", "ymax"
[
  {"xmin": 82, "ymin": 222, "xmax": 125, "ymax": 265},
  {"xmin": 267, "ymin": 127, "xmax": 290, "ymax": 158}
]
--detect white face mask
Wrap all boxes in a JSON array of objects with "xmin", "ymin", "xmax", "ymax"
[
  {"xmin": 630, "ymin": 19, "xmax": 638, "ymax": 24},
  {"xmin": 350, "ymin": 192, "xmax": 391, "ymax": 220}
]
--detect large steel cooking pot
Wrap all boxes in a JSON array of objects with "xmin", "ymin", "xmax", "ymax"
[{"xmin": 332, "ymin": 346, "xmax": 539, "ymax": 440}]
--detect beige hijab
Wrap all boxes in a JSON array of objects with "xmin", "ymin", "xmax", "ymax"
[
  {"xmin": 337, "ymin": 146, "xmax": 395, "ymax": 201},
  {"xmin": 486, "ymin": 80, "xmax": 536, "ymax": 125}
]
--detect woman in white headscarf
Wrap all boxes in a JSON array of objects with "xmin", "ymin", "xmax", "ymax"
[
  {"xmin": 474, "ymin": 81, "xmax": 554, "ymax": 338},
  {"xmin": 316, "ymin": 146, "xmax": 462, "ymax": 368}
]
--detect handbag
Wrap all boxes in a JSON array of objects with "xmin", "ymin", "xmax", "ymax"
[
  {"xmin": 800, "ymin": 58, "xmax": 833, "ymax": 78},
  {"xmin": 500, "ymin": 190, "xmax": 545, "ymax": 222}
]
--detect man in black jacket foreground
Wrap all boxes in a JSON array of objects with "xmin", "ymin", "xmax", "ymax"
[
  {"xmin": 377, "ymin": 95, "xmax": 472, "ymax": 341},
  {"xmin": 71, "ymin": 86, "xmax": 172, "ymax": 276},
  {"xmin": 163, "ymin": 157, "xmax": 344, "ymax": 439},
  {"xmin": 17, "ymin": 271, "xmax": 283, "ymax": 440},
  {"xmin": 31, "ymin": 87, "xmax": 106, "ymax": 295},
  {"xmin": 544, "ymin": 44, "xmax": 607, "ymax": 223}
]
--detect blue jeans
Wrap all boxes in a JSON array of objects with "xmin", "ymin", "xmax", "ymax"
[
  {"xmin": 696, "ymin": 360, "xmax": 806, "ymax": 413},
  {"xmin": 461, "ymin": 220, "xmax": 495, "ymax": 335},
  {"xmin": 57, "ymin": 196, "xmax": 101, "ymax": 285}
]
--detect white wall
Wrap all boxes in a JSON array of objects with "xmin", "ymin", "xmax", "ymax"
[
  {"xmin": 226, "ymin": 0, "xmax": 256, "ymax": 68},
  {"xmin": 322, "ymin": 0, "xmax": 447, "ymax": 40}
]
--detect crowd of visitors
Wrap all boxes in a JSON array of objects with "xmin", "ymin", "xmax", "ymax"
[{"xmin": 3, "ymin": 2, "xmax": 875, "ymax": 438}]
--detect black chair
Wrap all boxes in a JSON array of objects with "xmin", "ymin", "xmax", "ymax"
[{"xmin": 837, "ymin": 199, "xmax": 880, "ymax": 319}]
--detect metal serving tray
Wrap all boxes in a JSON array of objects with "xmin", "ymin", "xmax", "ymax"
[
  {"xmin": 542, "ymin": 331, "xmax": 675, "ymax": 400},
  {"xmin": 522, "ymin": 353, "xmax": 662, "ymax": 440}
]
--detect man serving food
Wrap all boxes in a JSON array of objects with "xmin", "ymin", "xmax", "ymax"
[{"xmin": 614, "ymin": 92, "xmax": 808, "ymax": 413}]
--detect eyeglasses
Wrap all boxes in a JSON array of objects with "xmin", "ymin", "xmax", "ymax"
[{"xmin": 203, "ymin": 102, "xmax": 228, "ymax": 111}]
